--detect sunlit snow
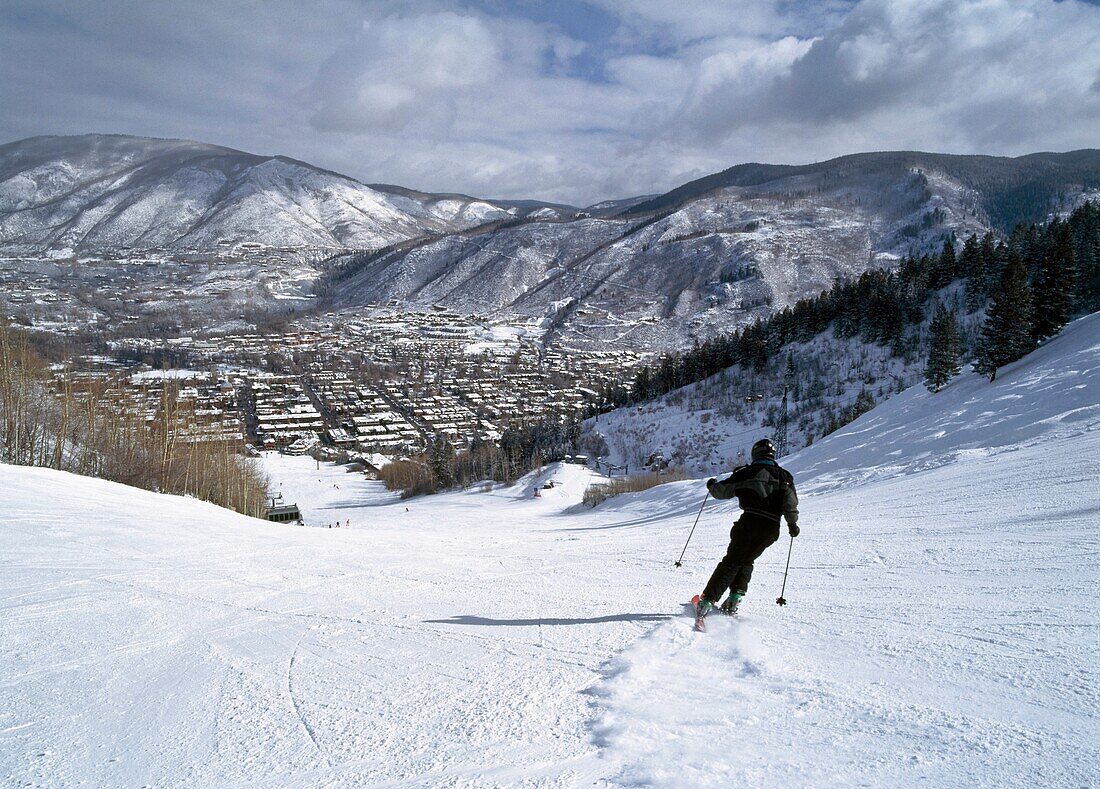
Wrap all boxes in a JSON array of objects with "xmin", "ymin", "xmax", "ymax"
[{"xmin": 1, "ymin": 315, "xmax": 1097, "ymax": 785}]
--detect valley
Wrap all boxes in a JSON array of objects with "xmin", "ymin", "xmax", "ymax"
[{"xmin": 5, "ymin": 136, "xmax": 1099, "ymax": 355}]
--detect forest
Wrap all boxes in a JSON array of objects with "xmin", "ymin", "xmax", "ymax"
[{"xmin": 627, "ymin": 202, "xmax": 1100, "ymax": 405}]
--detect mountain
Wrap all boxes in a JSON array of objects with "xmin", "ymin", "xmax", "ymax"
[
  {"xmin": 367, "ymin": 182, "xmax": 576, "ymax": 222},
  {"xmin": 0, "ymin": 134, "xmax": 520, "ymax": 254},
  {"xmin": 623, "ymin": 149, "xmax": 1100, "ymax": 231},
  {"xmin": 4, "ymin": 136, "xmax": 1099, "ymax": 350},
  {"xmin": 328, "ymin": 149, "xmax": 1100, "ymax": 349},
  {"xmin": 2, "ymin": 311, "xmax": 1096, "ymax": 784},
  {"xmin": 580, "ymin": 195, "xmax": 658, "ymax": 217}
]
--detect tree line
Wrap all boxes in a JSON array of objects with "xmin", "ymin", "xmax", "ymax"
[
  {"xmin": 0, "ymin": 320, "xmax": 269, "ymax": 517},
  {"xmin": 627, "ymin": 201, "xmax": 1100, "ymax": 405},
  {"xmin": 379, "ymin": 417, "xmax": 583, "ymax": 497}
]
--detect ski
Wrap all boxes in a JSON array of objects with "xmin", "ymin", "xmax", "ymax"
[
  {"xmin": 692, "ymin": 593, "xmax": 741, "ymax": 631},
  {"xmin": 691, "ymin": 593, "xmax": 707, "ymax": 632}
]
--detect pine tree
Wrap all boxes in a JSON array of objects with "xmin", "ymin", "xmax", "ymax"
[
  {"xmin": 929, "ymin": 236, "xmax": 956, "ymax": 289},
  {"xmin": 1071, "ymin": 202, "xmax": 1100, "ymax": 311},
  {"xmin": 632, "ymin": 366, "xmax": 651, "ymax": 401},
  {"xmin": 974, "ymin": 253, "xmax": 1034, "ymax": 382},
  {"xmin": 924, "ymin": 301, "xmax": 961, "ymax": 393},
  {"xmin": 429, "ymin": 435, "xmax": 455, "ymax": 489},
  {"xmin": 980, "ymin": 232, "xmax": 1000, "ymax": 294},
  {"xmin": 1031, "ymin": 225, "xmax": 1076, "ymax": 342},
  {"xmin": 960, "ymin": 234, "xmax": 985, "ymax": 311}
]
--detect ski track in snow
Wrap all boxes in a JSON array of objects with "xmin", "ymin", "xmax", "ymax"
[{"xmin": 2, "ymin": 314, "xmax": 1100, "ymax": 786}]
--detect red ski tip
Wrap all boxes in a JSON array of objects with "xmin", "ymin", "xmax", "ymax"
[{"xmin": 691, "ymin": 594, "xmax": 706, "ymax": 632}]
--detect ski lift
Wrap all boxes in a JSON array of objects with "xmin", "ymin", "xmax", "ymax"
[{"xmin": 265, "ymin": 495, "xmax": 302, "ymax": 524}]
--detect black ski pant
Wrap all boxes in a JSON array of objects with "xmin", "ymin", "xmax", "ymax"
[{"xmin": 702, "ymin": 514, "xmax": 781, "ymax": 602}]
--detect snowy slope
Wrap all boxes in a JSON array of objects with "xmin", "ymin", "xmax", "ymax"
[
  {"xmin": 331, "ymin": 151, "xmax": 1100, "ymax": 350},
  {"xmin": 582, "ymin": 297, "xmax": 975, "ymax": 474},
  {"xmin": 332, "ymin": 186, "xmax": 951, "ymax": 351},
  {"xmin": 0, "ymin": 135, "xmax": 515, "ymax": 253},
  {"xmin": 790, "ymin": 314, "xmax": 1100, "ymax": 492},
  {"xmin": 626, "ymin": 149, "xmax": 1100, "ymax": 234},
  {"xmin": 588, "ymin": 312, "xmax": 1100, "ymax": 786},
  {"xmin": 2, "ymin": 315, "xmax": 1099, "ymax": 785}
]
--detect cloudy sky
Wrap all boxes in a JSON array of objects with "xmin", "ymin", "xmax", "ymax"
[{"xmin": 3, "ymin": 0, "xmax": 1099, "ymax": 204}]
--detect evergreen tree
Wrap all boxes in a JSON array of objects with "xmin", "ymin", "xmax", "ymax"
[
  {"xmin": 960, "ymin": 234, "xmax": 985, "ymax": 311},
  {"xmin": 1070, "ymin": 202, "xmax": 1100, "ymax": 311},
  {"xmin": 632, "ymin": 366, "xmax": 651, "ymax": 402},
  {"xmin": 974, "ymin": 253, "xmax": 1034, "ymax": 382},
  {"xmin": 924, "ymin": 301, "xmax": 961, "ymax": 393},
  {"xmin": 929, "ymin": 236, "xmax": 956, "ymax": 289},
  {"xmin": 429, "ymin": 435, "xmax": 456, "ymax": 489},
  {"xmin": 627, "ymin": 201, "xmax": 1100, "ymax": 405},
  {"xmin": 1016, "ymin": 222, "xmax": 1045, "ymax": 281},
  {"xmin": 980, "ymin": 231, "xmax": 1000, "ymax": 294},
  {"xmin": 1032, "ymin": 225, "xmax": 1076, "ymax": 342}
]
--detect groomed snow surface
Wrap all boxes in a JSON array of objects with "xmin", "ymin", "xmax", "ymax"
[{"xmin": 3, "ymin": 314, "xmax": 1100, "ymax": 786}]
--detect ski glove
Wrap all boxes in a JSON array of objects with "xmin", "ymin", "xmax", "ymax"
[
  {"xmin": 706, "ymin": 477, "xmax": 717, "ymax": 489},
  {"xmin": 788, "ymin": 524, "xmax": 800, "ymax": 538}
]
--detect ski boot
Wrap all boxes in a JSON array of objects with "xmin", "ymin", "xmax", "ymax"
[
  {"xmin": 692, "ymin": 594, "xmax": 718, "ymax": 631},
  {"xmin": 719, "ymin": 592, "xmax": 743, "ymax": 616}
]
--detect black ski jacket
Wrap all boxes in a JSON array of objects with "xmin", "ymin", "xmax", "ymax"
[{"xmin": 707, "ymin": 460, "xmax": 798, "ymax": 526}]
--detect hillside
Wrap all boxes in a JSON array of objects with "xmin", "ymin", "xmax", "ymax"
[
  {"xmin": 2, "ymin": 311, "xmax": 1097, "ymax": 785},
  {"xmin": 582, "ymin": 325, "xmax": 923, "ymax": 473},
  {"xmin": 4, "ymin": 135, "xmax": 1099, "ymax": 350},
  {"xmin": 592, "ymin": 312, "xmax": 1100, "ymax": 784},
  {"xmin": 625, "ymin": 149, "xmax": 1100, "ymax": 231},
  {"xmin": 329, "ymin": 150, "xmax": 1100, "ymax": 350},
  {"xmin": 0, "ymin": 134, "xmax": 518, "ymax": 254}
]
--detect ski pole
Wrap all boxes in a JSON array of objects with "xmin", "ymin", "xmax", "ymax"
[
  {"xmin": 776, "ymin": 536, "xmax": 794, "ymax": 606},
  {"xmin": 674, "ymin": 491, "xmax": 709, "ymax": 567}
]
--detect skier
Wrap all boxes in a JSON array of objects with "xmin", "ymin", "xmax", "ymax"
[{"xmin": 696, "ymin": 438, "xmax": 799, "ymax": 619}]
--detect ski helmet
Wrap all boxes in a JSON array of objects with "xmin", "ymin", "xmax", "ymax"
[{"xmin": 751, "ymin": 438, "xmax": 776, "ymax": 462}]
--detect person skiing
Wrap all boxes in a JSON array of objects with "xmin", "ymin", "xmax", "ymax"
[{"xmin": 696, "ymin": 438, "xmax": 799, "ymax": 619}]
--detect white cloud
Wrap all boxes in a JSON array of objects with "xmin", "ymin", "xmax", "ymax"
[
  {"xmin": 1, "ymin": 0, "xmax": 1099, "ymax": 204},
  {"xmin": 660, "ymin": 0, "xmax": 1100, "ymax": 160}
]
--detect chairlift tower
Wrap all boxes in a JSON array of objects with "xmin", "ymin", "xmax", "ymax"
[{"xmin": 774, "ymin": 353, "xmax": 795, "ymax": 458}]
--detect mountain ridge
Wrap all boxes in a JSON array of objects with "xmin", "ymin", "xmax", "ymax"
[
  {"xmin": 0, "ymin": 133, "xmax": 522, "ymax": 254},
  {"xmin": 4, "ymin": 134, "xmax": 1100, "ymax": 350},
  {"xmin": 5, "ymin": 134, "xmax": 1100, "ymax": 257},
  {"xmin": 624, "ymin": 148, "xmax": 1100, "ymax": 229}
]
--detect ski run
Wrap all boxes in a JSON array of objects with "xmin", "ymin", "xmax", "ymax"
[{"xmin": 2, "ymin": 313, "xmax": 1099, "ymax": 787}]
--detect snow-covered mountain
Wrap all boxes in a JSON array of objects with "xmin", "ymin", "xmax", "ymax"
[
  {"xmin": 625, "ymin": 149, "xmax": 1100, "ymax": 231},
  {"xmin": 1, "ymin": 309, "xmax": 1097, "ymax": 785},
  {"xmin": 329, "ymin": 150, "xmax": 1100, "ymax": 350},
  {"xmin": 4, "ymin": 135, "xmax": 1099, "ymax": 349},
  {"xmin": 0, "ymin": 134, "xmax": 521, "ymax": 254}
]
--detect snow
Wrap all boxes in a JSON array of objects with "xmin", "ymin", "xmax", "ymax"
[
  {"xmin": 333, "ymin": 183, "xmax": 959, "ymax": 352},
  {"xmin": 788, "ymin": 313, "xmax": 1100, "ymax": 494},
  {"xmin": 2, "ymin": 315, "xmax": 1099, "ymax": 785},
  {"xmin": 592, "ymin": 434, "xmax": 1099, "ymax": 786},
  {"xmin": 462, "ymin": 321, "xmax": 546, "ymax": 355},
  {"xmin": 260, "ymin": 451, "xmax": 400, "ymax": 522},
  {"xmin": 586, "ymin": 285, "xmax": 984, "ymax": 474},
  {"xmin": 0, "ymin": 135, "xmax": 497, "ymax": 255},
  {"xmin": 129, "ymin": 368, "xmax": 205, "ymax": 382},
  {"xmin": 589, "ymin": 313, "xmax": 1100, "ymax": 785}
]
